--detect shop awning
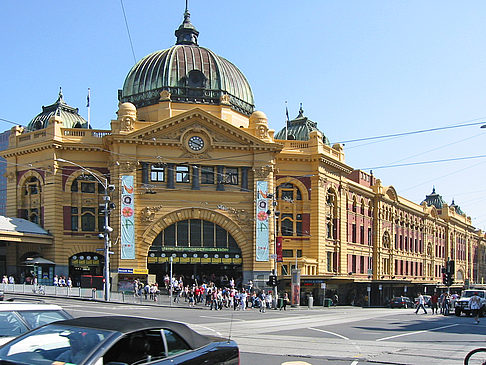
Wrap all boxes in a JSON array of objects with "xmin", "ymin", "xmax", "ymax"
[{"xmin": 23, "ymin": 257, "xmax": 56, "ymax": 265}]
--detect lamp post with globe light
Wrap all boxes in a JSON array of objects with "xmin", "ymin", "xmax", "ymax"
[{"xmin": 56, "ymin": 158, "xmax": 115, "ymax": 301}]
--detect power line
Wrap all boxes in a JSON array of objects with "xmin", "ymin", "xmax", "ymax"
[
  {"xmin": 334, "ymin": 119, "xmax": 485, "ymax": 145},
  {"xmin": 120, "ymin": 0, "xmax": 137, "ymax": 64},
  {"xmin": 359, "ymin": 154, "xmax": 486, "ymax": 170}
]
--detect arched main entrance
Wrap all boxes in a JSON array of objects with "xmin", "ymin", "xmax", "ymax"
[{"xmin": 148, "ymin": 218, "xmax": 243, "ymax": 287}]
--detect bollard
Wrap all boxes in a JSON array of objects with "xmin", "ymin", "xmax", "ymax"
[{"xmin": 308, "ymin": 295, "xmax": 314, "ymax": 309}]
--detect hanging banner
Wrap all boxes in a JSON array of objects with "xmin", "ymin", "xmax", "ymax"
[
  {"xmin": 121, "ymin": 175, "xmax": 135, "ymax": 259},
  {"xmin": 255, "ymin": 180, "xmax": 269, "ymax": 261},
  {"xmin": 276, "ymin": 236, "xmax": 283, "ymax": 262},
  {"xmin": 291, "ymin": 268, "xmax": 301, "ymax": 306}
]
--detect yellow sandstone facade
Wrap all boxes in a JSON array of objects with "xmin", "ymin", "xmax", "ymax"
[{"xmin": 2, "ymin": 8, "xmax": 484, "ymax": 303}]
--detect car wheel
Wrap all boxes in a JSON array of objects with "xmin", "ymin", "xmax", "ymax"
[{"xmin": 455, "ymin": 308, "xmax": 461, "ymax": 316}]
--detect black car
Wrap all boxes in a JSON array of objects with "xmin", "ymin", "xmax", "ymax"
[
  {"xmin": 0, "ymin": 315, "xmax": 239, "ymax": 365},
  {"xmin": 390, "ymin": 296, "xmax": 414, "ymax": 308}
]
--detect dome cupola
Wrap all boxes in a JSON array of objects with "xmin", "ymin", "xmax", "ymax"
[
  {"xmin": 421, "ymin": 187, "xmax": 447, "ymax": 209},
  {"xmin": 274, "ymin": 104, "xmax": 330, "ymax": 145},
  {"xmin": 26, "ymin": 88, "xmax": 88, "ymax": 131},
  {"xmin": 120, "ymin": 6, "xmax": 254, "ymax": 116}
]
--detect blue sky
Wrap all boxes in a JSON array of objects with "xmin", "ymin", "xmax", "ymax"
[{"xmin": 2, "ymin": 1, "xmax": 486, "ymax": 230}]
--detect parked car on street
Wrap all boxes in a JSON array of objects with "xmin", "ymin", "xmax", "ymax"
[
  {"xmin": 0, "ymin": 315, "xmax": 240, "ymax": 365},
  {"xmin": 390, "ymin": 296, "xmax": 414, "ymax": 308},
  {"xmin": 454, "ymin": 289, "xmax": 486, "ymax": 317},
  {"xmin": 0, "ymin": 301, "xmax": 72, "ymax": 345}
]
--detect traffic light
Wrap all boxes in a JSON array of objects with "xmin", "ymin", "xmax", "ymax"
[
  {"xmin": 443, "ymin": 272, "xmax": 454, "ymax": 287},
  {"xmin": 267, "ymin": 275, "xmax": 277, "ymax": 287}
]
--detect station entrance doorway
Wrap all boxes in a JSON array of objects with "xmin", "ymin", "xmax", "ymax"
[{"xmin": 147, "ymin": 218, "xmax": 243, "ymax": 287}]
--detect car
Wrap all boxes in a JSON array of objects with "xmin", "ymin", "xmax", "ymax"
[
  {"xmin": 390, "ymin": 296, "xmax": 414, "ymax": 308},
  {"xmin": 0, "ymin": 301, "xmax": 72, "ymax": 345},
  {"xmin": 455, "ymin": 289, "xmax": 486, "ymax": 317},
  {"xmin": 0, "ymin": 315, "xmax": 240, "ymax": 365},
  {"xmin": 0, "ymin": 289, "xmax": 3, "ymax": 301}
]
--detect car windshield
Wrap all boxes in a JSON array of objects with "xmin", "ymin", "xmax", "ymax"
[
  {"xmin": 462, "ymin": 291, "xmax": 485, "ymax": 298},
  {"xmin": 0, "ymin": 324, "xmax": 114, "ymax": 365},
  {"xmin": 0, "ymin": 312, "xmax": 29, "ymax": 337}
]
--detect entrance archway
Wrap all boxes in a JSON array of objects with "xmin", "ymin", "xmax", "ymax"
[
  {"xmin": 69, "ymin": 252, "xmax": 104, "ymax": 288},
  {"xmin": 148, "ymin": 218, "xmax": 243, "ymax": 287}
]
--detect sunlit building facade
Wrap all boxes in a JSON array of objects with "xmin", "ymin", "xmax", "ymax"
[{"xmin": 2, "ymin": 9, "xmax": 485, "ymax": 303}]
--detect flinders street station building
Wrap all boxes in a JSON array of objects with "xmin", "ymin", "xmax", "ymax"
[{"xmin": 1, "ymin": 9, "xmax": 485, "ymax": 305}]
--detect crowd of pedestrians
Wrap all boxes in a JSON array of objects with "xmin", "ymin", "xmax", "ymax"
[{"xmin": 159, "ymin": 274, "xmax": 290, "ymax": 311}]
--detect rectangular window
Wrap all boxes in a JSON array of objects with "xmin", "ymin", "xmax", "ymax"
[
  {"xmin": 282, "ymin": 249, "xmax": 293, "ymax": 257},
  {"xmin": 216, "ymin": 225, "xmax": 227, "ymax": 247},
  {"xmin": 360, "ymin": 226, "xmax": 364, "ymax": 244},
  {"xmin": 327, "ymin": 252, "xmax": 332, "ymax": 272},
  {"xmin": 281, "ymin": 214, "xmax": 293, "ymax": 236},
  {"xmin": 190, "ymin": 219, "xmax": 201, "ymax": 246},
  {"xmin": 405, "ymin": 237, "xmax": 408, "ymax": 251},
  {"xmin": 281, "ymin": 265, "xmax": 289, "ymax": 275},
  {"xmin": 150, "ymin": 164, "xmax": 165, "ymax": 182},
  {"xmin": 81, "ymin": 207, "xmax": 95, "ymax": 231},
  {"xmin": 81, "ymin": 182, "xmax": 95, "ymax": 193},
  {"xmin": 399, "ymin": 235, "xmax": 403, "ymax": 250},
  {"xmin": 352, "ymin": 224, "xmax": 356, "ymax": 243},
  {"xmin": 296, "ymin": 214, "xmax": 303, "ymax": 236},
  {"xmin": 71, "ymin": 207, "xmax": 78, "ymax": 231},
  {"xmin": 164, "ymin": 225, "xmax": 176, "ymax": 246},
  {"xmin": 359, "ymin": 256, "xmax": 364, "ymax": 274},
  {"xmin": 203, "ymin": 221, "xmax": 214, "ymax": 247},
  {"xmin": 352, "ymin": 255, "xmax": 357, "ymax": 273},
  {"xmin": 297, "ymin": 249, "xmax": 302, "ymax": 258},
  {"xmin": 224, "ymin": 167, "xmax": 238, "ymax": 185},
  {"xmin": 176, "ymin": 166, "xmax": 190, "ymax": 183},
  {"xmin": 201, "ymin": 166, "xmax": 214, "ymax": 184},
  {"xmin": 177, "ymin": 220, "xmax": 188, "ymax": 245},
  {"xmin": 368, "ymin": 227, "xmax": 372, "ymax": 246}
]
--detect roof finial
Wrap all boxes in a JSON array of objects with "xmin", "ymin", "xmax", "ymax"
[
  {"xmin": 57, "ymin": 87, "xmax": 65, "ymax": 104},
  {"xmin": 297, "ymin": 103, "xmax": 304, "ymax": 117},
  {"xmin": 432, "ymin": 185, "xmax": 436, "ymax": 194},
  {"xmin": 175, "ymin": 0, "xmax": 199, "ymax": 45}
]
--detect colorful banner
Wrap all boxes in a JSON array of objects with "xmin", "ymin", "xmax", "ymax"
[
  {"xmin": 121, "ymin": 175, "xmax": 135, "ymax": 259},
  {"xmin": 276, "ymin": 236, "xmax": 283, "ymax": 262},
  {"xmin": 256, "ymin": 180, "xmax": 269, "ymax": 261}
]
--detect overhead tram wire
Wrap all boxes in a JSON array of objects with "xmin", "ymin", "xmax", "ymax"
[
  {"xmin": 333, "ymin": 119, "xmax": 486, "ymax": 145},
  {"xmin": 120, "ymin": 0, "xmax": 137, "ymax": 64},
  {"xmin": 359, "ymin": 154, "xmax": 486, "ymax": 170}
]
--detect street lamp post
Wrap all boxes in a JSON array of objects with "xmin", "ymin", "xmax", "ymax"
[{"xmin": 56, "ymin": 158, "xmax": 115, "ymax": 301}]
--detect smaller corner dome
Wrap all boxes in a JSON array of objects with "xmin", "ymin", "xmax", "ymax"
[
  {"xmin": 274, "ymin": 104, "xmax": 330, "ymax": 145},
  {"xmin": 421, "ymin": 187, "xmax": 446, "ymax": 209},
  {"xmin": 450, "ymin": 199, "xmax": 465, "ymax": 215},
  {"xmin": 26, "ymin": 89, "xmax": 88, "ymax": 131}
]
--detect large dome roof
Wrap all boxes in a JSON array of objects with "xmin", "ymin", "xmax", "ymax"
[{"xmin": 120, "ymin": 8, "xmax": 254, "ymax": 116}]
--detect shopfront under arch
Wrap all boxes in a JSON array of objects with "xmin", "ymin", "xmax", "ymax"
[{"xmin": 145, "ymin": 210, "xmax": 246, "ymax": 287}]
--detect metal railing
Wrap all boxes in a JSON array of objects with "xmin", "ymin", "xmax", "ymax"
[{"xmin": 1, "ymin": 283, "xmax": 164, "ymax": 305}]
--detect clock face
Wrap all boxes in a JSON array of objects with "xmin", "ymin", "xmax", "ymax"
[{"xmin": 188, "ymin": 135, "xmax": 205, "ymax": 151}]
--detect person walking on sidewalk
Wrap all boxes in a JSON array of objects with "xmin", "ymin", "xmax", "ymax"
[
  {"xmin": 470, "ymin": 292, "xmax": 481, "ymax": 324},
  {"xmin": 415, "ymin": 293, "xmax": 427, "ymax": 314}
]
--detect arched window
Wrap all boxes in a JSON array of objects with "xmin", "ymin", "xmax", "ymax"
[
  {"xmin": 151, "ymin": 219, "xmax": 239, "ymax": 250},
  {"xmin": 277, "ymin": 183, "xmax": 302, "ymax": 202}
]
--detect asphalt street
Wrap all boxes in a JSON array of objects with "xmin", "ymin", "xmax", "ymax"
[{"xmin": 6, "ymin": 293, "xmax": 486, "ymax": 364}]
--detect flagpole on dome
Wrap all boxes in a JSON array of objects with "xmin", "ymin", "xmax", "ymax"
[{"xmin": 87, "ymin": 88, "xmax": 91, "ymax": 129}]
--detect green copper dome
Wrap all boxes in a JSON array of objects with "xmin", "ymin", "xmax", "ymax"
[
  {"xmin": 274, "ymin": 105, "xmax": 330, "ymax": 145},
  {"xmin": 422, "ymin": 187, "xmax": 447, "ymax": 210},
  {"xmin": 26, "ymin": 89, "xmax": 88, "ymax": 131},
  {"xmin": 120, "ymin": 8, "xmax": 254, "ymax": 116},
  {"xmin": 450, "ymin": 199, "xmax": 464, "ymax": 215}
]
